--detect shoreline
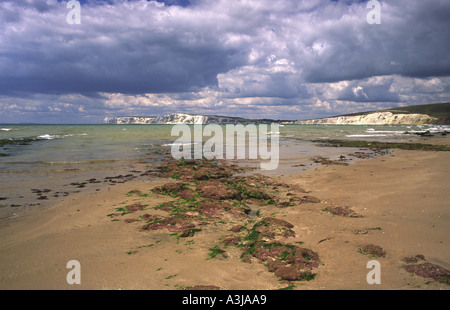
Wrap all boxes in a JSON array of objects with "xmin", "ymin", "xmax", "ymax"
[{"xmin": 0, "ymin": 138, "xmax": 449, "ymax": 289}]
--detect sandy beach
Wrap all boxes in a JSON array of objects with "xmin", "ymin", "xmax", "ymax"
[
  {"xmin": 3, "ymin": 0, "xmax": 450, "ymax": 296},
  {"xmin": 0, "ymin": 137, "xmax": 449, "ymax": 290}
]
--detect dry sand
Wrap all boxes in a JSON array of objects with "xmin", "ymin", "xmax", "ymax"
[{"xmin": 0, "ymin": 138, "xmax": 449, "ymax": 290}]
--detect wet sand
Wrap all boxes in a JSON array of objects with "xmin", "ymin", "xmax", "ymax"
[{"xmin": 0, "ymin": 137, "xmax": 449, "ymax": 290}]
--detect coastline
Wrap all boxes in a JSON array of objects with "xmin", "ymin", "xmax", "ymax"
[{"xmin": 0, "ymin": 137, "xmax": 449, "ymax": 290}]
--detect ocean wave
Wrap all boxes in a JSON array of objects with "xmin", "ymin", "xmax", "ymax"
[
  {"xmin": 36, "ymin": 133, "xmax": 86, "ymax": 140},
  {"xmin": 37, "ymin": 134, "xmax": 61, "ymax": 140},
  {"xmin": 1, "ymin": 128, "xmax": 12, "ymax": 131},
  {"xmin": 346, "ymin": 134, "xmax": 388, "ymax": 137},
  {"xmin": 365, "ymin": 130, "xmax": 404, "ymax": 134}
]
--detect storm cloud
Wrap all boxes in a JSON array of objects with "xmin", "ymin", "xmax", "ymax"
[{"xmin": 1, "ymin": 0, "xmax": 449, "ymax": 123}]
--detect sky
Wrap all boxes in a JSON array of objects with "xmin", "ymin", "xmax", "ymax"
[{"xmin": 1, "ymin": 0, "xmax": 450, "ymax": 124}]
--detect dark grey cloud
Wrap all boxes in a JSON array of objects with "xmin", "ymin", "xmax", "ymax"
[
  {"xmin": 0, "ymin": 0, "xmax": 248, "ymax": 95},
  {"xmin": 295, "ymin": 1, "xmax": 450, "ymax": 83},
  {"xmin": 0, "ymin": 0, "xmax": 449, "ymax": 123}
]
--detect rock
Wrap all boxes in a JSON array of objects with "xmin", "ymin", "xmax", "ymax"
[
  {"xmin": 353, "ymin": 227, "xmax": 382, "ymax": 235},
  {"xmin": 274, "ymin": 267, "xmax": 317, "ymax": 281},
  {"xmin": 231, "ymin": 225, "xmax": 245, "ymax": 232},
  {"xmin": 178, "ymin": 190, "xmax": 195, "ymax": 199},
  {"xmin": 404, "ymin": 262, "xmax": 450, "ymax": 284},
  {"xmin": 300, "ymin": 195, "xmax": 321, "ymax": 203},
  {"xmin": 193, "ymin": 166, "xmax": 233, "ymax": 180},
  {"xmin": 127, "ymin": 203, "xmax": 145, "ymax": 213},
  {"xmin": 152, "ymin": 182, "xmax": 190, "ymax": 197},
  {"xmin": 192, "ymin": 168, "xmax": 210, "ymax": 180},
  {"xmin": 359, "ymin": 244, "xmax": 386, "ymax": 257},
  {"xmin": 87, "ymin": 178, "xmax": 101, "ymax": 183},
  {"xmin": 196, "ymin": 180, "xmax": 236, "ymax": 200},
  {"xmin": 160, "ymin": 182, "xmax": 187, "ymax": 195},
  {"xmin": 263, "ymin": 217, "xmax": 294, "ymax": 229},
  {"xmin": 222, "ymin": 236, "xmax": 241, "ymax": 246},
  {"xmin": 353, "ymin": 229, "xmax": 369, "ymax": 235},
  {"xmin": 31, "ymin": 189, "xmax": 51, "ymax": 194},
  {"xmin": 141, "ymin": 216, "xmax": 196, "ymax": 233},
  {"xmin": 277, "ymin": 200, "xmax": 293, "ymax": 208},
  {"xmin": 156, "ymin": 159, "xmax": 244, "ymax": 181},
  {"xmin": 267, "ymin": 260, "xmax": 285, "ymax": 272},
  {"xmin": 246, "ymin": 241, "xmax": 320, "ymax": 281},
  {"xmin": 141, "ymin": 213, "xmax": 154, "ymax": 220},
  {"xmin": 348, "ymin": 152, "xmax": 373, "ymax": 159},
  {"xmin": 197, "ymin": 201, "xmax": 225, "ymax": 218},
  {"xmin": 139, "ymin": 160, "xmax": 328, "ymax": 283},
  {"xmin": 250, "ymin": 217, "xmax": 296, "ymax": 240},
  {"xmin": 179, "ymin": 228, "xmax": 201, "ymax": 238},
  {"xmin": 323, "ymin": 206, "xmax": 362, "ymax": 218},
  {"xmin": 401, "ymin": 255, "xmax": 450, "ymax": 284},
  {"xmin": 251, "ymin": 242, "xmax": 289, "ymax": 262},
  {"xmin": 312, "ymin": 156, "xmax": 349, "ymax": 166},
  {"xmin": 274, "ymin": 266, "xmax": 304, "ymax": 281},
  {"xmin": 402, "ymin": 254, "xmax": 426, "ymax": 264}
]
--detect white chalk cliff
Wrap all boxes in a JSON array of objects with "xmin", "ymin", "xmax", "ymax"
[
  {"xmin": 102, "ymin": 113, "xmax": 266, "ymax": 125},
  {"xmin": 103, "ymin": 111, "xmax": 438, "ymax": 125},
  {"xmin": 294, "ymin": 112, "xmax": 437, "ymax": 125}
]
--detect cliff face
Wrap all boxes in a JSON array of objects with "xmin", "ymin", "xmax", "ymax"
[
  {"xmin": 102, "ymin": 113, "xmax": 268, "ymax": 125},
  {"xmin": 103, "ymin": 111, "xmax": 438, "ymax": 125},
  {"xmin": 102, "ymin": 116, "xmax": 156, "ymax": 124},
  {"xmin": 295, "ymin": 112, "xmax": 437, "ymax": 125}
]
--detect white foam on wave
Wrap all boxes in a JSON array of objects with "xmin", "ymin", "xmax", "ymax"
[
  {"xmin": 37, "ymin": 134, "xmax": 60, "ymax": 140},
  {"xmin": 37, "ymin": 133, "xmax": 84, "ymax": 140},
  {"xmin": 1, "ymin": 128, "xmax": 12, "ymax": 131}
]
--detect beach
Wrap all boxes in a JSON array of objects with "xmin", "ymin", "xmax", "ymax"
[
  {"xmin": 3, "ymin": 0, "xmax": 450, "ymax": 294},
  {"xmin": 0, "ymin": 132, "xmax": 449, "ymax": 290}
]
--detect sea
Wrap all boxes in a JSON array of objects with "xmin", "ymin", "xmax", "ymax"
[{"xmin": 1, "ymin": 123, "xmax": 449, "ymax": 219}]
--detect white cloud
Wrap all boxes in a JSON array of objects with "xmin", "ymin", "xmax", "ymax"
[
  {"xmin": 352, "ymin": 86, "xmax": 368, "ymax": 99},
  {"xmin": 0, "ymin": 0, "xmax": 449, "ymax": 122}
]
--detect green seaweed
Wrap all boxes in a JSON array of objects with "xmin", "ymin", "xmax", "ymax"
[
  {"xmin": 278, "ymin": 284, "xmax": 296, "ymax": 290},
  {"xmin": 207, "ymin": 245, "xmax": 227, "ymax": 259},
  {"xmin": 244, "ymin": 230, "xmax": 261, "ymax": 242},
  {"xmin": 0, "ymin": 137, "xmax": 43, "ymax": 147},
  {"xmin": 126, "ymin": 190, "xmax": 149, "ymax": 197},
  {"xmin": 165, "ymin": 274, "xmax": 178, "ymax": 280}
]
